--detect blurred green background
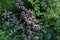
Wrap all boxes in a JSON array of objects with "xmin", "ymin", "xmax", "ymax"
[{"xmin": 0, "ymin": 0, "xmax": 60, "ymax": 40}]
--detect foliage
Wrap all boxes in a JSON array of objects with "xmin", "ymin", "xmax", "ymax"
[{"xmin": 0, "ymin": 0, "xmax": 60, "ymax": 40}]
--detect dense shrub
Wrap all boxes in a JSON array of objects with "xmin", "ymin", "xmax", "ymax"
[{"xmin": 0, "ymin": 0, "xmax": 60, "ymax": 40}]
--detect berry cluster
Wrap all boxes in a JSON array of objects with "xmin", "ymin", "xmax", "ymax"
[{"xmin": 15, "ymin": 0, "xmax": 42, "ymax": 40}]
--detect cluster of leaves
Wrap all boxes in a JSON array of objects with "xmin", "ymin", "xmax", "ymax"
[
  {"xmin": 0, "ymin": 0, "xmax": 25, "ymax": 40},
  {"xmin": 0, "ymin": 0, "xmax": 60, "ymax": 40},
  {"xmin": 25, "ymin": 0, "xmax": 60, "ymax": 40}
]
